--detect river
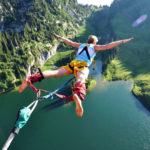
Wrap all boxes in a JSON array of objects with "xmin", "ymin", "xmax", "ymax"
[{"xmin": 1, "ymin": 60, "xmax": 150, "ymax": 150}]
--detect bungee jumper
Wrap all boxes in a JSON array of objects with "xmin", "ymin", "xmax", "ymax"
[
  {"xmin": 18, "ymin": 33, "xmax": 133, "ymax": 117},
  {"xmin": 2, "ymin": 34, "xmax": 133, "ymax": 150}
]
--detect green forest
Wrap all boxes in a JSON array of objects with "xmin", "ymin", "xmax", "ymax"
[
  {"xmin": 0, "ymin": 0, "xmax": 97, "ymax": 93},
  {"xmin": 0, "ymin": 0, "xmax": 150, "ymax": 110}
]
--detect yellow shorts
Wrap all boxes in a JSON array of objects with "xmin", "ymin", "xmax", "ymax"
[{"xmin": 60, "ymin": 60, "xmax": 89, "ymax": 79}]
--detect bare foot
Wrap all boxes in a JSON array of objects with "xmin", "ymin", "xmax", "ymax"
[
  {"xmin": 18, "ymin": 79, "xmax": 28, "ymax": 93},
  {"xmin": 73, "ymin": 94, "xmax": 83, "ymax": 117}
]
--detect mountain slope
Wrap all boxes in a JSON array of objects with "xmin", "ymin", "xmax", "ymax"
[
  {"xmin": 109, "ymin": 0, "xmax": 150, "ymax": 108},
  {"xmin": 90, "ymin": 0, "xmax": 150, "ymax": 109},
  {"xmin": 0, "ymin": 0, "xmax": 96, "ymax": 93}
]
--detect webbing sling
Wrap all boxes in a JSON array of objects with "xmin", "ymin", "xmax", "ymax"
[{"xmin": 28, "ymin": 76, "xmax": 75, "ymax": 101}]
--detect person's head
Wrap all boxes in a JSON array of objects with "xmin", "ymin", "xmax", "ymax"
[{"xmin": 87, "ymin": 35, "xmax": 98, "ymax": 45}]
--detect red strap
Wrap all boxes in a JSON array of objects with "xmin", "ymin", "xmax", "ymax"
[
  {"xmin": 28, "ymin": 80, "xmax": 73, "ymax": 100},
  {"xmin": 55, "ymin": 93, "xmax": 74, "ymax": 101},
  {"xmin": 28, "ymin": 79, "xmax": 74, "ymax": 100},
  {"xmin": 72, "ymin": 81, "xmax": 86, "ymax": 101},
  {"xmin": 28, "ymin": 80, "xmax": 39, "ymax": 93}
]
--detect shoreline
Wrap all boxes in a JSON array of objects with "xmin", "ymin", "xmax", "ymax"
[{"xmin": 102, "ymin": 59, "xmax": 150, "ymax": 111}]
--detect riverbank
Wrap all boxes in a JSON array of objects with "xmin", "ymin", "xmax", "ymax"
[
  {"xmin": 1, "ymin": 62, "xmax": 150, "ymax": 150},
  {"xmin": 103, "ymin": 58, "xmax": 150, "ymax": 110}
]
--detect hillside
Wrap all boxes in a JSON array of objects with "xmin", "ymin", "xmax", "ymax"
[
  {"xmin": 0, "ymin": 0, "xmax": 97, "ymax": 93},
  {"xmin": 89, "ymin": 0, "xmax": 150, "ymax": 109},
  {"xmin": 1, "ymin": 0, "xmax": 150, "ymax": 111}
]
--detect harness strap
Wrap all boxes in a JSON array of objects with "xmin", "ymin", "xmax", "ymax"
[
  {"xmin": 68, "ymin": 64, "xmax": 74, "ymax": 72},
  {"xmin": 28, "ymin": 68, "xmax": 44, "ymax": 84},
  {"xmin": 28, "ymin": 77, "xmax": 75, "ymax": 101},
  {"xmin": 78, "ymin": 45, "xmax": 91, "ymax": 60},
  {"xmin": 55, "ymin": 93, "xmax": 74, "ymax": 101},
  {"xmin": 68, "ymin": 62, "xmax": 88, "ymax": 73},
  {"xmin": 28, "ymin": 80, "xmax": 39, "ymax": 93},
  {"xmin": 38, "ymin": 68, "xmax": 44, "ymax": 80},
  {"xmin": 72, "ymin": 81, "xmax": 86, "ymax": 101}
]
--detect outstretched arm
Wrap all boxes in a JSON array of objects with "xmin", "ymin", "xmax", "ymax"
[
  {"xmin": 95, "ymin": 38, "xmax": 134, "ymax": 52},
  {"xmin": 53, "ymin": 33, "xmax": 81, "ymax": 48}
]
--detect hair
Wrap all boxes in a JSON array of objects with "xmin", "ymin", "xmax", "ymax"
[{"xmin": 87, "ymin": 35, "xmax": 98, "ymax": 44}]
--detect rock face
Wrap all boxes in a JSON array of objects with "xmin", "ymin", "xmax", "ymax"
[
  {"xmin": 0, "ymin": 5, "xmax": 3, "ymax": 14},
  {"xmin": 27, "ymin": 59, "xmax": 35, "ymax": 76},
  {"xmin": 65, "ymin": 6, "xmax": 79, "ymax": 18},
  {"xmin": 27, "ymin": 42, "xmax": 59, "ymax": 76},
  {"xmin": 38, "ymin": 43, "xmax": 59, "ymax": 66}
]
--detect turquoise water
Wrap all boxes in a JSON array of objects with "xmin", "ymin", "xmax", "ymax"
[{"xmin": 1, "ymin": 61, "xmax": 150, "ymax": 150}]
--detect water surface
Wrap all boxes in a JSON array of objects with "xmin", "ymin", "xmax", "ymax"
[{"xmin": 1, "ymin": 61, "xmax": 150, "ymax": 150}]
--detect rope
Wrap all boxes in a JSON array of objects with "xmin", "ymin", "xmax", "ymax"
[
  {"xmin": 2, "ymin": 77, "xmax": 75, "ymax": 150},
  {"xmin": 27, "ymin": 76, "xmax": 75, "ymax": 101},
  {"xmin": 42, "ymin": 76, "xmax": 75, "ymax": 100},
  {"xmin": 28, "ymin": 79, "xmax": 39, "ymax": 93},
  {"xmin": 2, "ymin": 92, "xmax": 40, "ymax": 150}
]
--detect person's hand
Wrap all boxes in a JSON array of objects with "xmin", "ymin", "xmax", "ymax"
[
  {"xmin": 53, "ymin": 33, "xmax": 60, "ymax": 39},
  {"xmin": 122, "ymin": 38, "xmax": 134, "ymax": 44}
]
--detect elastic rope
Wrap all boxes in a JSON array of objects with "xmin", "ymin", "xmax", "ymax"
[
  {"xmin": 53, "ymin": 76, "xmax": 75, "ymax": 93},
  {"xmin": 42, "ymin": 76, "xmax": 75, "ymax": 100}
]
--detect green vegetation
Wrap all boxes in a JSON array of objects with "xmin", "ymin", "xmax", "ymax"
[
  {"xmin": 41, "ymin": 50, "xmax": 76, "ymax": 71},
  {"xmin": 106, "ymin": 0, "xmax": 150, "ymax": 108},
  {"xmin": 0, "ymin": 0, "xmax": 97, "ymax": 94},
  {"xmin": 89, "ymin": 0, "xmax": 150, "ymax": 109},
  {"xmin": 132, "ymin": 74, "xmax": 150, "ymax": 109},
  {"xmin": 1, "ymin": 0, "xmax": 150, "ymax": 111},
  {"xmin": 103, "ymin": 59, "xmax": 132, "ymax": 81},
  {"xmin": 86, "ymin": 78, "xmax": 97, "ymax": 92}
]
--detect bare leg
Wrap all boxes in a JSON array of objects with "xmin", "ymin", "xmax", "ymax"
[
  {"xmin": 43, "ymin": 68, "xmax": 69, "ymax": 78},
  {"xmin": 73, "ymin": 68, "xmax": 89, "ymax": 117},
  {"xmin": 18, "ymin": 68, "xmax": 69, "ymax": 93}
]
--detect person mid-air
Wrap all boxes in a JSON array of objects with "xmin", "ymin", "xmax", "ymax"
[{"xmin": 19, "ymin": 33, "xmax": 133, "ymax": 117}]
